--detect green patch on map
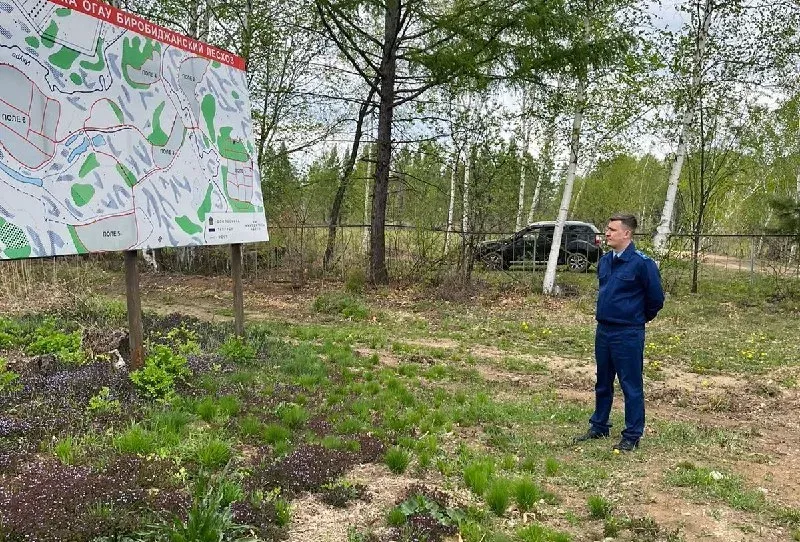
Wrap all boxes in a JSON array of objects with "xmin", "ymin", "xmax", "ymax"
[
  {"xmin": 49, "ymin": 46, "xmax": 81, "ymax": 70},
  {"xmin": 176, "ymin": 216, "xmax": 203, "ymax": 235},
  {"xmin": 70, "ymin": 73, "xmax": 83, "ymax": 85},
  {"xmin": 71, "ymin": 184, "xmax": 95, "ymax": 207},
  {"xmin": 121, "ymin": 36, "xmax": 161, "ymax": 89},
  {"xmin": 0, "ymin": 219, "xmax": 32, "ymax": 259},
  {"xmin": 109, "ymin": 101, "xmax": 124, "ymax": 123},
  {"xmin": 41, "ymin": 21, "xmax": 58, "ymax": 48},
  {"xmin": 55, "ymin": 8, "xmax": 71, "ymax": 16},
  {"xmin": 201, "ymin": 95, "xmax": 216, "ymax": 144},
  {"xmin": 147, "ymin": 102, "xmax": 169, "ymax": 146},
  {"xmin": 221, "ymin": 166, "xmax": 256, "ymax": 213},
  {"xmin": 115, "ymin": 162, "xmax": 137, "ymax": 188},
  {"xmin": 197, "ymin": 183, "xmax": 213, "ymax": 223},
  {"xmin": 79, "ymin": 38, "xmax": 105, "ymax": 72},
  {"xmin": 78, "ymin": 153, "xmax": 99, "ymax": 178},
  {"xmin": 68, "ymin": 225, "xmax": 88, "ymax": 254},
  {"xmin": 218, "ymin": 127, "xmax": 249, "ymax": 162},
  {"xmin": 25, "ymin": 36, "xmax": 39, "ymax": 49},
  {"xmin": 212, "ymin": 61, "xmax": 221, "ymax": 68},
  {"xmin": 231, "ymin": 90, "xmax": 239, "ymax": 100}
]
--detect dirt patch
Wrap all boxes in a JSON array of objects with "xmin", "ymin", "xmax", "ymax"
[
  {"xmin": 404, "ymin": 338, "xmax": 460, "ymax": 350},
  {"xmin": 286, "ymin": 464, "xmax": 439, "ymax": 542}
]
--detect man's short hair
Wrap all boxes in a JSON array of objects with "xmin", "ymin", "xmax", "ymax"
[{"xmin": 609, "ymin": 213, "xmax": 638, "ymax": 232}]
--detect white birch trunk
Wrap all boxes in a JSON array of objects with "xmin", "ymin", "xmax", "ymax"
[
  {"xmin": 527, "ymin": 171, "xmax": 543, "ymax": 225},
  {"xmin": 462, "ymin": 149, "xmax": 471, "ymax": 236},
  {"xmin": 653, "ymin": 0, "xmax": 714, "ymax": 254},
  {"xmin": 516, "ymin": 91, "xmax": 531, "ymax": 231},
  {"xmin": 444, "ymin": 155, "xmax": 458, "ymax": 253},
  {"xmin": 543, "ymin": 76, "xmax": 585, "ymax": 296}
]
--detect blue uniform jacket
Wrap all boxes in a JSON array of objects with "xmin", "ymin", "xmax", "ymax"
[{"xmin": 596, "ymin": 242, "xmax": 664, "ymax": 327}]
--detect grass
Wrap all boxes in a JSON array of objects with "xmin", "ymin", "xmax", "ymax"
[
  {"xmin": 194, "ymin": 437, "xmax": 233, "ymax": 470},
  {"xmin": 665, "ymin": 462, "xmax": 766, "ymax": 511},
  {"xmin": 514, "ymin": 479, "xmax": 543, "ymax": 512},
  {"xmin": 587, "ymin": 495, "xmax": 613, "ymax": 519},
  {"xmin": 463, "ymin": 459, "xmax": 495, "ymax": 496},
  {"xmin": 384, "ymin": 446, "xmax": 411, "ymax": 474},
  {"xmin": 115, "ymin": 424, "xmax": 157, "ymax": 456},
  {"xmin": 1, "ymin": 263, "xmax": 800, "ymax": 541},
  {"xmin": 517, "ymin": 523, "xmax": 572, "ymax": 542},
  {"xmin": 486, "ymin": 478, "xmax": 512, "ymax": 516},
  {"xmin": 52, "ymin": 435, "xmax": 80, "ymax": 465}
]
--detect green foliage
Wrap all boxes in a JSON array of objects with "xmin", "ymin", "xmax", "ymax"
[
  {"xmin": 603, "ymin": 517, "xmax": 622, "ymax": 538},
  {"xmin": 115, "ymin": 423, "xmax": 157, "ymax": 455},
  {"xmin": 195, "ymin": 397, "xmax": 219, "ymax": 422},
  {"xmin": 147, "ymin": 475, "xmax": 255, "ymax": 542},
  {"xmin": 0, "ymin": 318, "xmax": 22, "ymax": 349},
  {"xmin": 277, "ymin": 403, "xmax": 309, "ymax": 429},
  {"xmin": 238, "ymin": 415, "xmax": 264, "ymax": 439},
  {"xmin": 514, "ymin": 479, "xmax": 543, "ymax": 512},
  {"xmin": 463, "ymin": 459, "xmax": 495, "ymax": 495},
  {"xmin": 194, "ymin": 437, "xmax": 233, "ymax": 470},
  {"xmin": 87, "ymin": 386, "xmax": 121, "ymax": 415},
  {"xmin": 544, "ymin": 457, "xmax": 560, "ymax": 476},
  {"xmin": 130, "ymin": 345, "xmax": 190, "ymax": 400},
  {"xmin": 52, "ymin": 435, "xmax": 80, "ymax": 465},
  {"xmin": 384, "ymin": 446, "xmax": 411, "ymax": 474},
  {"xmin": 517, "ymin": 523, "xmax": 572, "ymax": 542},
  {"xmin": 26, "ymin": 320, "xmax": 85, "ymax": 365},
  {"xmin": 218, "ymin": 395, "xmax": 240, "ymax": 417},
  {"xmin": 274, "ymin": 498, "xmax": 291, "ymax": 527},
  {"xmin": 665, "ymin": 462, "xmax": 766, "ymax": 511},
  {"xmin": 347, "ymin": 526, "xmax": 378, "ymax": 541},
  {"xmin": 159, "ymin": 324, "xmax": 202, "ymax": 357},
  {"xmin": 263, "ymin": 423, "xmax": 291, "ymax": 444},
  {"xmin": 387, "ymin": 506, "xmax": 407, "ymax": 527},
  {"xmin": 218, "ymin": 336, "xmax": 257, "ymax": 364},
  {"xmin": 393, "ymin": 492, "xmax": 464, "ymax": 528},
  {"xmin": 0, "ymin": 358, "xmax": 21, "ymax": 393},
  {"xmin": 485, "ymin": 478, "xmax": 512, "ymax": 516},
  {"xmin": 766, "ymin": 196, "xmax": 800, "ymax": 236},
  {"xmin": 312, "ymin": 292, "xmax": 369, "ymax": 320},
  {"xmin": 587, "ymin": 495, "xmax": 613, "ymax": 519}
]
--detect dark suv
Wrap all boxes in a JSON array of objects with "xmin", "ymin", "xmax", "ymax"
[{"xmin": 475, "ymin": 221, "xmax": 603, "ymax": 272}]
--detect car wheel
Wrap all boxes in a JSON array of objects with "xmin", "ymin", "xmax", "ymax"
[
  {"xmin": 566, "ymin": 252, "xmax": 589, "ymax": 272},
  {"xmin": 482, "ymin": 251, "xmax": 506, "ymax": 270}
]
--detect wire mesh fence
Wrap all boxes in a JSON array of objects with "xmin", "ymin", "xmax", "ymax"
[{"xmin": 1, "ymin": 225, "xmax": 799, "ymax": 296}]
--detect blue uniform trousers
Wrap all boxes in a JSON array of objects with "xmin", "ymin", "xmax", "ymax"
[{"xmin": 590, "ymin": 323, "xmax": 646, "ymax": 442}]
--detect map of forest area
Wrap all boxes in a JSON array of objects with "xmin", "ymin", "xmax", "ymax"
[{"xmin": 0, "ymin": 0, "xmax": 268, "ymax": 259}]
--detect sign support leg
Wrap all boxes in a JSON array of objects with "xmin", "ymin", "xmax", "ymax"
[
  {"xmin": 231, "ymin": 243, "xmax": 245, "ymax": 337},
  {"xmin": 124, "ymin": 250, "xmax": 145, "ymax": 369}
]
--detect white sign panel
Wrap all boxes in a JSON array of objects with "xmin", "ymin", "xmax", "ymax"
[{"xmin": 0, "ymin": 0, "xmax": 268, "ymax": 259}]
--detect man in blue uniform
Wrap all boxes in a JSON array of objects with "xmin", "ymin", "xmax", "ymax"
[{"xmin": 574, "ymin": 214, "xmax": 664, "ymax": 451}]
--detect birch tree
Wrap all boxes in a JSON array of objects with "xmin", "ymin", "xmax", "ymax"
[
  {"xmin": 315, "ymin": 0, "xmax": 625, "ymax": 284},
  {"xmin": 652, "ymin": 0, "xmax": 800, "ymax": 253},
  {"xmin": 541, "ymin": 0, "xmax": 649, "ymax": 295}
]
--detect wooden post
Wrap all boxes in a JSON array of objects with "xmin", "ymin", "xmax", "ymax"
[
  {"xmin": 231, "ymin": 243, "xmax": 245, "ymax": 337},
  {"xmin": 124, "ymin": 250, "xmax": 144, "ymax": 369}
]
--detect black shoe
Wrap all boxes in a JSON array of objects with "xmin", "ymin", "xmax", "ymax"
[
  {"xmin": 613, "ymin": 438, "xmax": 639, "ymax": 452},
  {"xmin": 572, "ymin": 429, "xmax": 609, "ymax": 444}
]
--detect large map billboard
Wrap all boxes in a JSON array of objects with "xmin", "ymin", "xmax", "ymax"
[{"xmin": 0, "ymin": 0, "xmax": 268, "ymax": 259}]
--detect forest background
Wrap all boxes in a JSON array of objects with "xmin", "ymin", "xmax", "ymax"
[{"xmin": 124, "ymin": 0, "xmax": 800, "ymax": 287}]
